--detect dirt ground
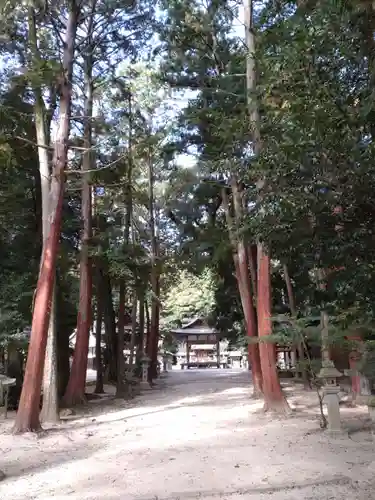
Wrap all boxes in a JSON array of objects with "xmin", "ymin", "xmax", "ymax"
[{"xmin": 1, "ymin": 368, "xmax": 375, "ymax": 500}]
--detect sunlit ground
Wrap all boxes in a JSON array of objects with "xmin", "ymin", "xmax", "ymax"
[{"xmin": 0, "ymin": 369, "xmax": 374, "ymax": 500}]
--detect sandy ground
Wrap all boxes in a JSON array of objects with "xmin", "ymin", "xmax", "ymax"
[{"xmin": 0, "ymin": 368, "xmax": 375, "ymax": 500}]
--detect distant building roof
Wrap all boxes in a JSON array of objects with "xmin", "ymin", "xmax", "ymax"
[{"xmin": 171, "ymin": 317, "xmax": 218, "ymax": 336}]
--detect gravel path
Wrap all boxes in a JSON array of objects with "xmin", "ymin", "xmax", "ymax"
[{"xmin": 0, "ymin": 368, "xmax": 374, "ymax": 499}]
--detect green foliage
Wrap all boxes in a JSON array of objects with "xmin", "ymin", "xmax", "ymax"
[
  {"xmin": 161, "ymin": 269, "xmax": 217, "ymax": 328},
  {"xmin": 250, "ymin": 0, "xmax": 375, "ymax": 326},
  {"xmin": 0, "ymin": 81, "xmax": 80, "ymax": 344},
  {"xmin": 4, "ymin": 0, "xmax": 375, "ymax": 360}
]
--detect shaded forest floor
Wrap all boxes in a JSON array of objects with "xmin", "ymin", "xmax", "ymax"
[{"xmin": 0, "ymin": 368, "xmax": 375, "ymax": 499}]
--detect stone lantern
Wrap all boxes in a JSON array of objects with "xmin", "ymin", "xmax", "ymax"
[
  {"xmin": 318, "ymin": 361, "xmax": 343, "ymax": 433},
  {"xmin": 140, "ymin": 355, "xmax": 150, "ymax": 388}
]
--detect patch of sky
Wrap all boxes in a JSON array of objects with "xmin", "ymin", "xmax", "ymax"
[{"xmin": 0, "ymin": 1, "xmax": 246, "ymax": 173}]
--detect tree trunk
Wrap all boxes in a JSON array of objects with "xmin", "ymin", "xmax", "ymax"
[
  {"xmin": 136, "ymin": 292, "xmax": 145, "ymax": 371},
  {"xmin": 147, "ymin": 149, "xmax": 159, "ymax": 383},
  {"xmin": 231, "ymin": 179, "xmax": 262, "ymax": 395},
  {"xmin": 222, "ymin": 187, "xmax": 262, "ymax": 396},
  {"xmin": 94, "ymin": 278, "xmax": 104, "ymax": 394},
  {"xmin": 149, "ymin": 276, "xmax": 160, "ymax": 382},
  {"xmin": 56, "ymin": 278, "xmax": 71, "ymax": 398},
  {"xmin": 103, "ymin": 268, "xmax": 117, "ymax": 382},
  {"xmin": 282, "ymin": 263, "xmax": 308, "ymax": 387},
  {"xmin": 28, "ymin": 4, "xmax": 59, "ymax": 424},
  {"xmin": 242, "ymin": 0, "xmax": 288, "ymax": 412},
  {"xmin": 145, "ymin": 302, "xmax": 150, "ymax": 342},
  {"xmin": 117, "ymin": 96, "xmax": 133, "ymax": 393},
  {"xmin": 128, "ymin": 291, "xmax": 138, "ymax": 370},
  {"xmin": 13, "ymin": 4, "xmax": 78, "ymax": 434},
  {"xmin": 237, "ymin": 246, "xmax": 262, "ymax": 396},
  {"xmin": 40, "ymin": 285, "xmax": 59, "ymax": 423},
  {"xmin": 63, "ymin": 32, "xmax": 94, "ymax": 406},
  {"xmin": 257, "ymin": 244, "xmax": 290, "ymax": 413},
  {"xmin": 92, "ymin": 190, "xmax": 104, "ymax": 394},
  {"xmin": 116, "ymin": 281, "xmax": 126, "ymax": 396},
  {"xmin": 348, "ymin": 334, "xmax": 362, "ymax": 403},
  {"xmin": 248, "ymin": 244, "xmax": 257, "ymax": 299}
]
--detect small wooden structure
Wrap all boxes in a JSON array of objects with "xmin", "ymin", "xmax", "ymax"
[{"xmin": 171, "ymin": 318, "xmax": 227, "ymax": 369}]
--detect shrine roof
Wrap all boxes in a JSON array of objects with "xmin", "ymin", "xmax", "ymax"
[{"xmin": 170, "ymin": 317, "xmax": 218, "ymax": 335}]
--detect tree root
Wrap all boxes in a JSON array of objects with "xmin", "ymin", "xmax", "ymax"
[{"xmin": 263, "ymin": 399, "xmax": 293, "ymax": 416}]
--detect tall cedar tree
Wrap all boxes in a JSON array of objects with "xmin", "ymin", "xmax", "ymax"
[
  {"xmin": 244, "ymin": 0, "xmax": 289, "ymax": 411},
  {"xmin": 63, "ymin": 0, "xmax": 95, "ymax": 406},
  {"xmin": 13, "ymin": 2, "xmax": 79, "ymax": 433}
]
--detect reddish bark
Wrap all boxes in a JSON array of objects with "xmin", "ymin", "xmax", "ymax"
[
  {"xmin": 235, "ymin": 249, "xmax": 262, "ymax": 396},
  {"xmin": 13, "ymin": 5, "xmax": 78, "ymax": 433},
  {"xmin": 257, "ymin": 243, "xmax": 290, "ymax": 413},
  {"xmin": 222, "ymin": 186, "xmax": 262, "ymax": 396},
  {"xmin": 63, "ymin": 36, "xmax": 93, "ymax": 406},
  {"xmin": 63, "ymin": 230, "xmax": 92, "ymax": 405},
  {"xmin": 13, "ymin": 183, "xmax": 65, "ymax": 432},
  {"xmin": 94, "ymin": 279, "xmax": 104, "ymax": 394},
  {"xmin": 248, "ymin": 244, "xmax": 257, "ymax": 299}
]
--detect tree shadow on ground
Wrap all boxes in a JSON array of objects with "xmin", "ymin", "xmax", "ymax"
[
  {"xmin": 0, "ymin": 439, "xmax": 102, "ymax": 481},
  {"xmin": 54, "ymin": 376, "xmax": 330, "ymax": 435},
  {"xmin": 55, "ymin": 372, "xmax": 251, "ymax": 427},
  {"xmin": 46, "ymin": 376, "xmax": 369, "ymax": 438},
  {"xmin": 47, "ymin": 391, "xmax": 259, "ymax": 434},
  {"xmin": 38, "ymin": 471, "xmax": 352, "ymax": 500}
]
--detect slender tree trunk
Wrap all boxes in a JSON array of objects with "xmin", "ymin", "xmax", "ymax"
[
  {"xmin": 248, "ymin": 244, "xmax": 257, "ymax": 299},
  {"xmin": 147, "ymin": 149, "xmax": 159, "ymax": 383},
  {"xmin": 92, "ymin": 190, "xmax": 104, "ymax": 394},
  {"xmin": 40, "ymin": 285, "xmax": 59, "ymax": 422},
  {"xmin": 116, "ymin": 281, "xmax": 126, "ymax": 396},
  {"xmin": 13, "ymin": 4, "xmax": 78, "ymax": 433},
  {"xmin": 15, "ymin": 130, "xmax": 64, "ymax": 431},
  {"xmin": 56, "ymin": 277, "xmax": 71, "ymax": 397},
  {"xmin": 145, "ymin": 299, "xmax": 151, "ymax": 377},
  {"xmin": 136, "ymin": 292, "xmax": 145, "ymax": 369},
  {"xmin": 240, "ymin": 191, "xmax": 257, "ymax": 299},
  {"xmin": 244, "ymin": 0, "xmax": 260, "ymax": 147},
  {"xmin": 282, "ymin": 264, "xmax": 308, "ymax": 385},
  {"xmin": 150, "ymin": 276, "xmax": 160, "ymax": 381},
  {"xmin": 283, "ymin": 264, "xmax": 295, "ymax": 315},
  {"xmin": 28, "ymin": 4, "xmax": 59, "ymax": 424},
  {"xmin": 238, "ymin": 243, "xmax": 262, "ymax": 395},
  {"xmin": 27, "ymin": 4, "xmax": 50, "ymax": 252},
  {"xmin": 128, "ymin": 291, "xmax": 138, "ymax": 370},
  {"xmin": 94, "ymin": 280, "xmax": 104, "ymax": 394},
  {"xmin": 117, "ymin": 93, "xmax": 133, "ymax": 395},
  {"xmin": 103, "ymin": 269, "xmax": 117, "ymax": 382},
  {"xmin": 97, "ymin": 214, "xmax": 117, "ymax": 382},
  {"xmin": 243, "ymin": 0, "xmax": 288, "ymax": 412},
  {"xmin": 222, "ymin": 187, "xmax": 262, "ymax": 396},
  {"xmin": 257, "ymin": 245, "xmax": 289, "ymax": 412},
  {"xmin": 63, "ymin": 24, "xmax": 94, "ymax": 405}
]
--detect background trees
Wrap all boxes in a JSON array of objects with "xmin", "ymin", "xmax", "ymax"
[{"xmin": 1, "ymin": 0, "xmax": 375, "ymax": 431}]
